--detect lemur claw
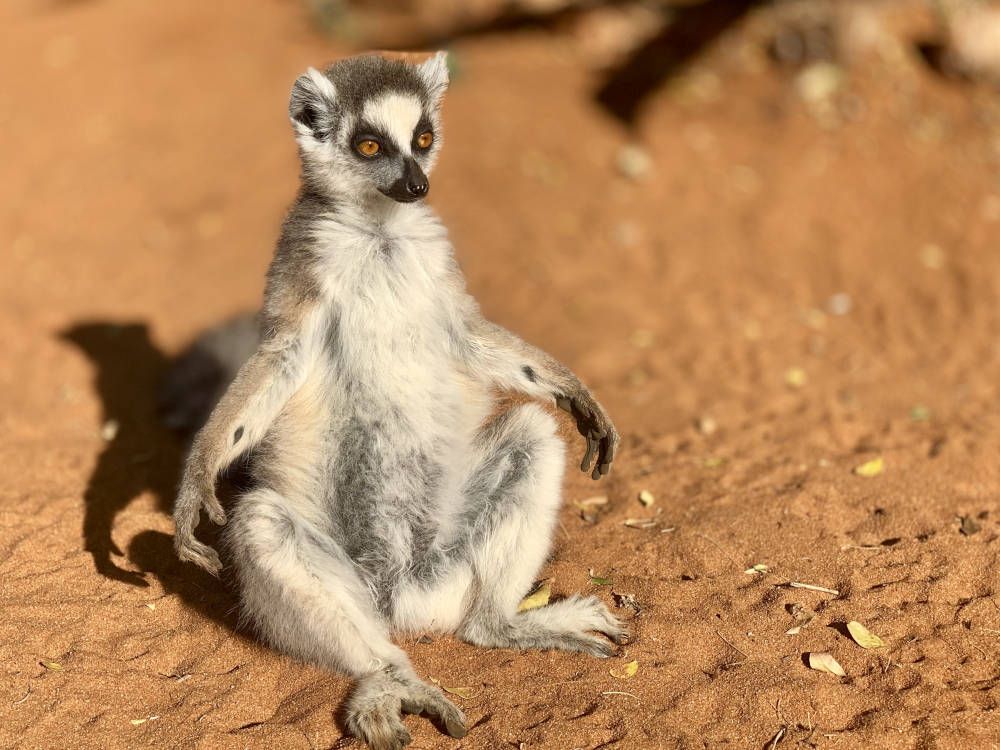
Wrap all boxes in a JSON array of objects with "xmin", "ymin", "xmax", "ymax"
[
  {"xmin": 174, "ymin": 470, "xmax": 227, "ymax": 574},
  {"xmin": 205, "ymin": 498, "xmax": 227, "ymax": 526},
  {"xmin": 559, "ymin": 394, "xmax": 619, "ymax": 480},
  {"xmin": 176, "ymin": 538, "xmax": 223, "ymax": 577}
]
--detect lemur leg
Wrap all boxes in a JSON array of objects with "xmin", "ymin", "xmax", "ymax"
[
  {"xmin": 451, "ymin": 404, "xmax": 626, "ymax": 656},
  {"xmin": 225, "ymin": 489, "xmax": 466, "ymax": 750}
]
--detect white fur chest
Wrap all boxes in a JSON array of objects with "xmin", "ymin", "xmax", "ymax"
[{"xmin": 310, "ymin": 206, "xmax": 463, "ymax": 417}]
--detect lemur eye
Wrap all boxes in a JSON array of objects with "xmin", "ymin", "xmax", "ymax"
[
  {"xmin": 357, "ymin": 139, "xmax": 381, "ymax": 157},
  {"xmin": 416, "ymin": 131, "xmax": 434, "ymax": 149}
]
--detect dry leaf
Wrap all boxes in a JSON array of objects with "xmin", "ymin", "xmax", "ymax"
[
  {"xmin": 846, "ymin": 621, "xmax": 884, "ymax": 649},
  {"xmin": 960, "ymin": 515, "xmax": 981, "ymax": 536},
  {"xmin": 40, "ymin": 660, "xmax": 63, "ymax": 671},
  {"xmin": 442, "ymin": 686, "xmax": 475, "ymax": 699},
  {"xmin": 854, "ymin": 457, "xmax": 885, "ymax": 478},
  {"xmin": 807, "ymin": 652, "xmax": 846, "ymax": 677},
  {"xmin": 610, "ymin": 660, "xmax": 639, "ymax": 679},
  {"xmin": 638, "ymin": 490, "xmax": 655, "ymax": 507},
  {"xmin": 785, "ymin": 367, "xmax": 807, "ymax": 388},
  {"xmin": 589, "ymin": 568, "xmax": 613, "ymax": 586},
  {"xmin": 518, "ymin": 581, "xmax": 552, "ymax": 612},
  {"xmin": 785, "ymin": 626, "xmax": 802, "ymax": 635},
  {"xmin": 744, "ymin": 563, "xmax": 769, "ymax": 574}
]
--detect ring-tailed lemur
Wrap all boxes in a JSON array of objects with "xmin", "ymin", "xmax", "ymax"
[{"xmin": 170, "ymin": 52, "xmax": 622, "ymax": 750}]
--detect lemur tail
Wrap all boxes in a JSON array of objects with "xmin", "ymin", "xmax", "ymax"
[{"xmin": 159, "ymin": 313, "xmax": 259, "ymax": 433}]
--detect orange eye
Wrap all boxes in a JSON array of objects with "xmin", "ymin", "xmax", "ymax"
[
  {"xmin": 416, "ymin": 131, "xmax": 433, "ymax": 149},
  {"xmin": 357, "ymin": 139, "xmax": 381, "ymax": 157}
]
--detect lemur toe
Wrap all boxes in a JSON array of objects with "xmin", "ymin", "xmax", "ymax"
[
  {"xmin": 176, "ymin": 539, "xmax": 223, "ymax": 577},
  {"xmin": 206, "ymin": 502, "xmax": 227, "ymax": 526},
  {"xmin": 399, "ymin": 684, "xmax": 467, "ymax": 738},
  {"xmin": 347, "ymin": 705, "xmax": 411, "ymax": 750},
  {"xmin": 569, "ymin": 633, "xmax": 616, "ymax": 658}
]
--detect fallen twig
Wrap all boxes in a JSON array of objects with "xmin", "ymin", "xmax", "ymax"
[
  {"xmin": 788, "ymin": 581, "xmax": 840, "ymax": 595},
  {"xmin": 714, "ymin": 629, "xmax": 748, "ymax": 659}
]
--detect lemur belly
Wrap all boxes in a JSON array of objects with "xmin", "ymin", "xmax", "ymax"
[
  {"xmin": 262, "ymin": 325, "xmax": 482, "ymax": 605},
  {"xmin": 256, "ymin": 228, "xmax": 490, "ymax": 603}
]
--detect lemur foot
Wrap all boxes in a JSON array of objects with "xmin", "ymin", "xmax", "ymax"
[
  {"xmin": 554, "ymin": 594, "xmax": 629, "ymax": 645},
  {"xmin": 346, "ymin": 667, "xmax": 467, "ymax": 749},
  {"xmin": 399, "ymin": 681, "xmax": 468, "ymax": 739},
  {"xmin": 462, "ymin": 594, "xmax": 628, "ymax": 658}
]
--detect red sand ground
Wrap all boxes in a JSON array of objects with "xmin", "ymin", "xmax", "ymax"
[{"xmin": 3, "ymin": 1, "xmax": 1000, "ymax": 748}]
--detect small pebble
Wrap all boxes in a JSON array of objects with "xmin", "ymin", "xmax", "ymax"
[
  {"xmin": 616, "ymin": 144, "xmax": 652, "ymax": 181},
  {"xmin": 638, "ymin": 489, "xmax": 655, "ymax": 507},
  {"xmin": 827, "ymin": 292, "xmax": 852, "ymax": 316},
  {"xmin": 697, "ymin": 416, "xmax": 718, "ymax": 436},
  {"xmin": 796, "ymin": 62, "xmax": 842, "ymax": 104},
  {"xmin": 101, "ymin": 419, "xmax": 119, "ymax": 441},
  {"xmin": 785, "ymin": 367, "xmax": 807, "ymax": 388}
]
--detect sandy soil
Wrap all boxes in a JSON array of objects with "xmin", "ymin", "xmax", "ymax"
[{"xmin": 3, "ymin": 1, "xmax": 1000, "ymax": 748}]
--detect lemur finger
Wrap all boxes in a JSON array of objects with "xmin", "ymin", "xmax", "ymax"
[
  {"xmin": 402, "ymin": 688, "xmax": 467, "ymax": 739},
  {"xmin": 598, "ymin": 435, "xmax": 617, "ymax": 477},
  {"xmin": 589, "ymin": 433, "xmax": 609, "ymax": 479},
  {"xmin": 580, "ymin": 435, "xmax": 597, "ymax": 473},
  {"xmin": 204, "ymin": 493, "xmax": 227, "ymax": 525},
  {"xmin": 176, "ymin": 538, "xmax": 223, "ymax": 577}
]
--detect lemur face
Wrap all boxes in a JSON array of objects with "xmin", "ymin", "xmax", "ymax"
[{"xmin": 288, "ymin": 53, "xmax": 449, "ymax": 204}]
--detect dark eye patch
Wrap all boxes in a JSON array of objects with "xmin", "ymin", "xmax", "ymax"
[
  {"xmin": 351, "ymin": 122, "xmax": 399, "ymax": 159},
  {"xmin": 411, "ymin": 117, "xmax": 434, "ymax": 150}
]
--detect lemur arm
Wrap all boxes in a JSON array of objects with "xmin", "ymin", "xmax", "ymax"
[
  {"xmin": 173, "ymin": 304, "xmax": 325, "ymax": 575},
  {"xmin": 463, "ymin": 313, "xmax": 619, "ymax": 480}
]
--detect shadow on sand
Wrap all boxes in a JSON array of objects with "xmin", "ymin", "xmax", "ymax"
[{"xmin": 59, "ymin": 321, "xmax": 237, "ymax": 627}]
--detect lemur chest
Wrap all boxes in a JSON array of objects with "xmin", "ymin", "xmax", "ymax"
[{"xmin": 315, "ymin": 227, "xmax": 463, "ymax": 411}]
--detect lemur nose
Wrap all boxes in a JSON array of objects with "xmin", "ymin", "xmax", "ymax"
[{"xmin": 406, "ymin": 178, "xmax": 428, "ymax": 197}]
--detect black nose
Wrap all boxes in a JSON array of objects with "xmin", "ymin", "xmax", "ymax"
[
  {"xmin": 381, "ymin": 157, "xmax": 431, "ymax": 203},
  {"xmin": 406, "ymin": 177, "xmax": 428, "ymax": 197}
]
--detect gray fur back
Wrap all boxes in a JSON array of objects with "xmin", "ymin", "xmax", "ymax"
[{"xmin": 159, "ymin": 313, "xmax": 259, "ymax": 432}]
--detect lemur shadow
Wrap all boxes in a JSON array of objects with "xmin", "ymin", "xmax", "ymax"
[{"xmin": 60, "ymin": 321, "xmax": 238, "ymax": 626}]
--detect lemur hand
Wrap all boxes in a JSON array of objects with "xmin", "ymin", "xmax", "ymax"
[
  {"xmin": 556, "ymin": 394, "xmax": 619, "ymax": 480},
  {"xmin": 173, "ymin": 453, "xmax": 227, "ymax": 576}
]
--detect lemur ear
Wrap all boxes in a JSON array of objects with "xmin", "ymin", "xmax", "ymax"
[
  {"xmin": 416, "ymin": 51, "xmax": 449, "ymax": 103},
  {"xmin": 289, "ymin": 68, "xmax": 338, "ymax": 140}
]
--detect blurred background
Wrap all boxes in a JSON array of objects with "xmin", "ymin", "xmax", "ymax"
[{"xmin": 3, "ymin": 1, "xmax": 1000, "ymax": 748}]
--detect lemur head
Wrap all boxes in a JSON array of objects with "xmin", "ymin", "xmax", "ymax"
[{"xmin": 288, "ymin": 52, "xmax": 449, "ymax": 204}]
